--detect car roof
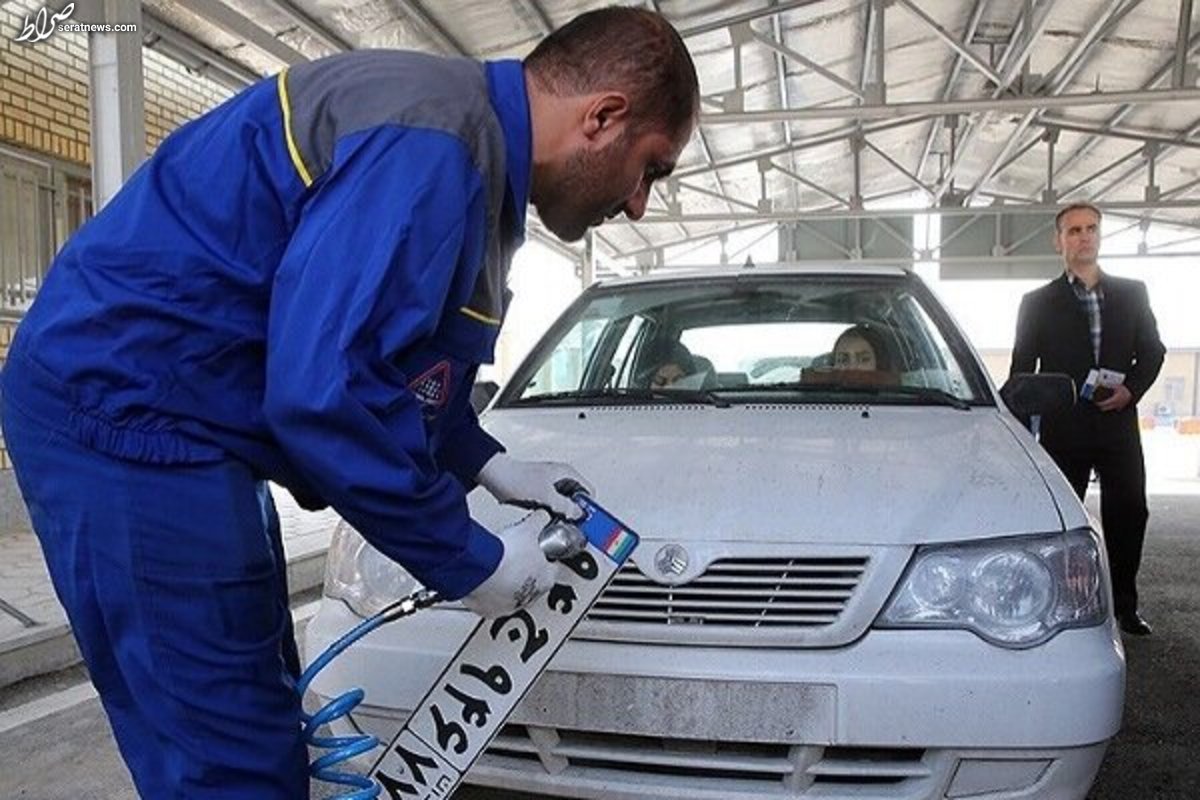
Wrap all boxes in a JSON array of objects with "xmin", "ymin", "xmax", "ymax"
[{"xmin": 594, "ymin": 263, "xmax": 911, "ymax": 289}]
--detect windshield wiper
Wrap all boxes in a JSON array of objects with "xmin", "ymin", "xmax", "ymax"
[
  {"xmin": 720, "ymin": 381, "xmax": 972, "ymax": 410},
  {"xmin": 870, "ymin": 385, "xmax": 973, "ymax": 410},
  {"xmin": 510, "ymin": 387, "xmax": 731, "ymax": 408}
]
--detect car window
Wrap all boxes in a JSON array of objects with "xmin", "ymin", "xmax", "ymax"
[
  {"xmin": 521, "ymin": 317, "xmax": 601, "ymax": 396},
  {"xmin": 682, "ymin": 322, "xmax": 846, "ymax": 385},
  {"xmin": 503, "ymin": 274, "xmax": 992, "ymax": 407},
  {"xmin": 893, "ymin": 293, "xmax": 975, "ymax": 398},
  {"xmin": 608, "ymin": 314, "xmax": 652, "ymax": 388}
]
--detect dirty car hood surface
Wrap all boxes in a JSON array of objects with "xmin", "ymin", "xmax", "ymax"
[{"xmin": 468, "ymin": 405, "xmax": 1062, "ymax": 546}]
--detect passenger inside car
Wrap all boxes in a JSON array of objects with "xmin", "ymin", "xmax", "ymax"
[
  {"xmin": 803, "ymin": 324, "xmax": 900, "ymax": 386},
  {"xmin": 833, "ymin": 324, "xmax": 891, "ymax": 371}
]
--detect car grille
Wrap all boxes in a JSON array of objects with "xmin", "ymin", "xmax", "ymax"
[
  {"xmin": 479, "ymin": 724, "xmax": 931, "ymax": 797},
  {"xmin": 586, "ymin": 556, "xmax": 868, "ymax": 628}
]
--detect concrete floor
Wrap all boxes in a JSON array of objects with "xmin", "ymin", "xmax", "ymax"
[{"xmin": 1084, "ymin": 493, "xmax": 1200, "ymax": 800}]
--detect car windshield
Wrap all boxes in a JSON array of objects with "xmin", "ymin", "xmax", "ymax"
[{"xmin": 500, "ymin": 273, "xmax": 992, "ymax": 408}]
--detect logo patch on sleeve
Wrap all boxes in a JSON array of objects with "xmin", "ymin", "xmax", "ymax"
[{"xmin": 409, "ymin": 361, "xmax": 452, "ymax": 410}]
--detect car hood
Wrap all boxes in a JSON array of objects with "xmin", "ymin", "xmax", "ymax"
[{"xmin": 471, "ymin": 404, "xmax": 1064, "ymax": 546}]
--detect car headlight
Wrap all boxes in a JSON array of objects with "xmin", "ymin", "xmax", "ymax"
[
  {"xmin": 876, "ymin": 528, "xmax": 1106, "ymax": 648},
  {"xmin": 323, "ymin": 520, "xmax": 420, "ymax": 618}
]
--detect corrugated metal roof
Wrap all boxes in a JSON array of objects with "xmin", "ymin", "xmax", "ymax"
[{"xmin": 146, "ymin": 0, "xmax": 1200, "ymax": 264}]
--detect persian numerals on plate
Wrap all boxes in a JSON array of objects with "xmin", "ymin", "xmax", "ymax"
[{"xmin": 371, "ymin": 546, "xmax": 611, "ymax": 785}]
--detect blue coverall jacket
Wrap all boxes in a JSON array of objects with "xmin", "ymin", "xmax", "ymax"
[{"xmin": 3, "ymin": 52, "xmax": 536, "ymax": 599}]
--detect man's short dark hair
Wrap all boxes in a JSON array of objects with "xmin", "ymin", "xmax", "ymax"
[
  {"xmin": 524, "ymin": 7, "xmax": 699, "ymax": 137},
  {"xmin": 1055, "ymin": 202, "xmax": 1102, "ymax": 232}
]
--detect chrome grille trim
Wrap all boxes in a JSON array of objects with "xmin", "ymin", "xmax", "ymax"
[{"xmin": 587, "ymin": 556, "xmax": 869, "ymax": 629}]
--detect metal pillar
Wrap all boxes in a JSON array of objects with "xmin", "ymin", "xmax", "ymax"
[
  {"xmin": 1043, "ymin": 127, "xmax": 1059, "ymax": 204},
  {"xmin": 85, "ymin": 0, "xmax": 146, "ymax": 211},
  {"xmin": 580, "ymin": 232, "xmax": 595, "ymax": 289},
  {"xmin": 850, "ymin": 134, "xmax": 864, "ymax": 208}
]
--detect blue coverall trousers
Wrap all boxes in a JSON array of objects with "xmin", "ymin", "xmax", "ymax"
[{"xmin": 2, "ymin": 398, "xmax": 309, "ymax": 798}]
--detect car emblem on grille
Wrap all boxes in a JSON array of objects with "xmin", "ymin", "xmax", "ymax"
[{"xmin": 654, "ymin": 544, "xmax": 689, "ymax": 580}]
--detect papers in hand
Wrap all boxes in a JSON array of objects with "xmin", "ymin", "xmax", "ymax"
[{"xmin": 1081, "ymin": 367, "xmax": 1125, "ymax": 402}]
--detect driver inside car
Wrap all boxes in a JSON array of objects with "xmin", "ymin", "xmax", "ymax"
[{"xmin": 639, "ymin": 341, "xmax": 701, "ymax": 388}]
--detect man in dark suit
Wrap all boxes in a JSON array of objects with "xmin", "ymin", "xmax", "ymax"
[{"xmin": 1011, "ymin": 202, "xmax": 1166, "ymax": 636}]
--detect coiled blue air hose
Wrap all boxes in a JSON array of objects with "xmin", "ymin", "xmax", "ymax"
[
  {"xmin": 296, "ymin": 589, "xmax": 442, "ymax": 799},
  {"xmin": 295, "ymin": 512, "xmax": 586, "ymax": 798}
]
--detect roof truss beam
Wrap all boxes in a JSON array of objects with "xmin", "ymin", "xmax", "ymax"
[
  {"xmin": 770, "ymin": 160, "xmax": 850, "ymax": 206},
  {"xmin": 1058, "ymin": 146, "xmax": 1144, "ymax": 198},
  {"xmin": 930, "ymin": 0, "xmax": 1061, "ymax": 201},
  {"xmin": 700, "ymin": 87, "xmax": 1200, "ymax": 125},
  {"xmin": 151, "ymin": 0, "xmax": 1200, "ymax": 263},
  {"xmin": 623, "ymin": 197, "xmax": 1200, "ymax": 226},
  {"xmin": 963, "ymin": 0, "xmax": 1144, "ymax": 203},
  {"xmin": 1038, "ymin": 116, "xmax": 1200, "ymax": 150},
  {"xmin": 172, "ymin": 0, "xmax": 307, "ymax": 64},
  {"xmin": 862, "ymin": 136, "xmax": 932, "ymax": 194},
  {"xmin": 916, "ymin": 0, "xmax": 987, "ymax": 184},
  {"xmin": 675, "ymin": 115, "xmax": 930, "ymax": 181},
  {"xmin": 996, "ymin": 0, "xmax": 1060, "ymax": 89},
  {"xmin": 746, "ymin": 24, "xmax": 863, "ymax": 99},
  {"xmin": 256, "ymin": 0, "xmax": 350, "ymax": 53},
  {"xmin": 677, "ymin": 0, "xmax": 828, "ymax": 39},
  {"xmin": 1037, "ymin": 26, "xmax": 1200, "ymax": 197},
  {"xmin": 392, "ymin": 0, "xmax": 468, "ymax": 56},
  {"xmin": 1086, "ymin": 116, "xmax": 1200, "ymax": 201},
  {"xmin": 894, "ymin": 0, "xmax": 1000, "ymax": 85},
  {"xmin": 1175, "ymin": 0, "xmax": 1195, "ymax": 87},
  {"xmin": 772, "ymin": 12, "xmax": 799, "ymax": 208},
  {"xmin": 141, "ymin": 9, "xmax": 259, "ymax": 89}
]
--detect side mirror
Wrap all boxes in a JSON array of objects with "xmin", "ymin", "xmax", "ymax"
[
  {"xmin": 999, "ymin": 373, "xmax": 1075, "ymax": 418},
  {"xmin": 470, "ymin": 380, "xmax": 499, "ymax": 413}
]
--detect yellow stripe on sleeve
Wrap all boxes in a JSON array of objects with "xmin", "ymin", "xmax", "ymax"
[
  {"xmin": 276, "ymin": 69, "xmax": 314, "ymax": 188},
  {"xmin": 459, "ymin": 306, "xmax": 501, "ymax": 326}
]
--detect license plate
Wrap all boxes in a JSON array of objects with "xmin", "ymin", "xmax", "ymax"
[
  {"xmin": 512, "ymin": 673, "xmax": 837, "ymax": 743},
  {"xmin": 368, "ymin": 496, "xmax": 638, "ymax": 797}
]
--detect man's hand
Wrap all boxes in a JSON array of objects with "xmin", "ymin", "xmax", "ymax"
[
  {"xmin": 476, "ymin": 453, "xmax": 594, "ymax": 520},
  {"xmin": 462, "ymin": 513, "xmax": 556, "ymax": 618},
  {"xmin": 1096, "ymin": 383, "xmax": 1133, "ymax": 412}
]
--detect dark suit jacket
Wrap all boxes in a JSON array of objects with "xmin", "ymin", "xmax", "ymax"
[{"xmin": 1010, "ymin": 272, "xmax": 1165, "ymax": 449}]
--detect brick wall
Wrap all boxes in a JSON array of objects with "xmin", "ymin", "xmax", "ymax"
[
  {"xmin": 142, "ymin": 47, "xmax": 234, "ymax": 150},
  {"xmin": 0, "ymin": 0, "xmax": 235, "ymax": 164}
]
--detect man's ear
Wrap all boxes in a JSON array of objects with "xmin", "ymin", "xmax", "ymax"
[
  {"xmin": 582, "ymin": 92, "xmax": 631, "ymax": 145},
  {"xmin": 1050, "ymin": 229, "xmax": 1063, "ymax": 254}
]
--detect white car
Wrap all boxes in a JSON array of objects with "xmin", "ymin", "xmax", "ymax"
[{"xmin": 305, "ymin": 265, "xmax": 1124, "ymax": 800}]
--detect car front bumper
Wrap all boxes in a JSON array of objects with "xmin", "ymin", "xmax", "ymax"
[{"xmin": 303, "ymin": 601, "xmax": 1124, "ymax": 800}]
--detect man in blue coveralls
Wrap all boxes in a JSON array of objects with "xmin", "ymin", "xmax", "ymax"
[{"xmin": 0, "ymin": 7, "xmax": 698, "ymax": 797}]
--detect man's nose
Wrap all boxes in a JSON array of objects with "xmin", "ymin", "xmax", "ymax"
[{"xmin": 622, "ymin": 183, "xmax": 650, "ymax": 221}]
